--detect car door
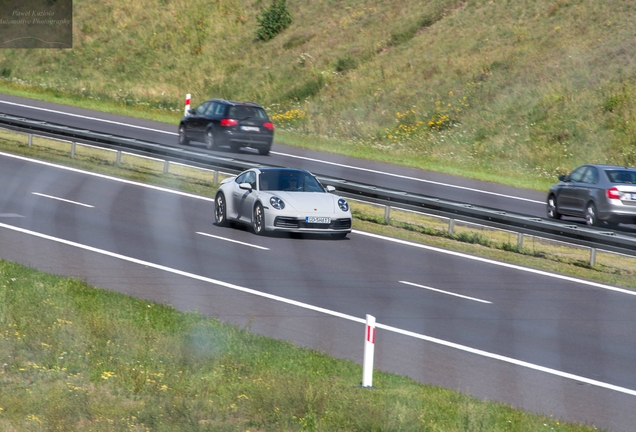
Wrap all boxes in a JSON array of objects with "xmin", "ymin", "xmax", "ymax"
[
  {"xmin": 573, "ymin": 166, "xmax": 599, "ymax": 213},
  {"xmin": 232, "ymin": 171, "xmax": 257, "ymax": 222},
  {"xmin": 188, "ymin": 101, "xmax": 212, "ymax": 141},
  {"xmin": 556, "ymin": 166, "xmax": 587, "ymax": 215}
]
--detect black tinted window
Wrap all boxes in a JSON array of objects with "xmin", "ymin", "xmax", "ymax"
[
  {"xmin": 194, "ymin": 102, "xmax": 210, "ymax": 115},
  {"xmin": 228, "ymin": 106, "xmax": 267, "ymax": 119},
  {"xmin": 606, "ymin": 170, "xmax": 636, "ymax": 184},
  {"xmin": 259, "ymin": 171, "xmax": 324, "ymax": 192}
]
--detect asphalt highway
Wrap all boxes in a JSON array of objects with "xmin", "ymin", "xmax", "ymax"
[
  {"xmin": 1, "ymin": 149, "xmax": 636, "ymax": 431},
  {"xmin": 0, "ymin": 94, "xmax": 547, "ymax": 216}
]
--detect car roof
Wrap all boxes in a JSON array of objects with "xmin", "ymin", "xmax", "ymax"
[
  {"xmin": 578, "ymin": 164, "xmax": 636, "ymax": 171},
  {"xmin": 205, "ymin": 98, "xmax": 263, "ymax": 108},
  {"xmin": 254, "ymin": 167, "xmax": 311, "ymax": 175}
]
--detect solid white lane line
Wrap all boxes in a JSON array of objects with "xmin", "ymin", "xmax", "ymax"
[
  {"xmin": 0, "ymin": 100, "xmax": 174, "ymax": 135},
  {"xmin": 272, "ymin": 151, "xmax": 544, "ymax": 204},
  {"xmin": 32, "ymin": 192, "xmax": 94, "ymax": 208},
  {"xmin": 197, "ymin": 232, "xmax": 269, "ymax": 250},
  {"xmin": 373, "ymin": 320, "xmax": 636, "ymax": 397},
  {"xmin": 399, "ymin": 280, "xmax": 492, "ymax": 304},
  {"xmin": 354, "ymin": 230, "xmax": 636, "ymax": 297},
  {"xmin": 1, "ymin": 220, "xmax": 635, "ymax": 397},
  {"xmin": 0, "ymin": 100, "xmax": 541, "ymax": 204},
  {"xmin": 1, "ymin": 152, "xmax": 215, "ymax": 202}
]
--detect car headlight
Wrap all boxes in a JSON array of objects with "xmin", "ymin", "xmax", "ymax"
[
  {"xmin": 338, "ymin": 198, "xmax": 349, "ymax": 212},
  {"xmin": 269, "ymin": 196, "xmax": 285, "ymax": 210}
]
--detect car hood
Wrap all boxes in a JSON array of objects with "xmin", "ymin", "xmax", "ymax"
[{"xmin": 269, "ymin": 192, "xmax": 337, "ymax": 213}]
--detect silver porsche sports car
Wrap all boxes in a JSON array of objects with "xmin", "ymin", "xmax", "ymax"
[{"xmin": 214, "ymin": 168, "xmax": 352, "ymax": 238}]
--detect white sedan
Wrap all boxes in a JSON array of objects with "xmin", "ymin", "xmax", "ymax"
[{"xmin": 214, "ymin": 168, "xmax": 352, "ymax": 238}]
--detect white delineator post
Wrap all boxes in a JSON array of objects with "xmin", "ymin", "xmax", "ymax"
[
  {"xmin": 362, "ymin": 314, "xmax": 376, "ymax": 387},
  {"xmin": 184, "ymin": 93, "xmax": 191, "ymax": 116}
]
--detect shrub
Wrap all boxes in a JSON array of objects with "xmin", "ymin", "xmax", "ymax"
[
  {"xmin": 334, "ymin": 55, "xmax": 358, "ymax": 73},
  {"xmin": 256, "ymin": 0, "xmax": 292, "ymax": 42}
]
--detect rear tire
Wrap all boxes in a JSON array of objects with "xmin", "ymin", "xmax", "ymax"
[
  {"xmin": 178, "ymin": 125, "xmax": 189, "ymax": 146},
  {"xmin": 215, "ymin": 192, "xmax": 228, "ymax": 227},
  {"xmin": 258, "ymin": 146, "xmax": 270, "ymax": 156},
  {"xmin": 547, "ymin": 195, "xmax": 561, "ymax": 220},
  {"xmin": 585, "ymin": 202, "xmax": 599, "ymax": 226},
  {"xmin": 252, "ymin": 203, "xmax": 265, "ymax": 235},
  {"xmin": 230, "ymin": 142, "xmax": 241, "ymax": 152}
]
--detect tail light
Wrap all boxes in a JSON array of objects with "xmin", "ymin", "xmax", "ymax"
[
  {"xmin": 606, "ymin": 187, "xmax": 621, "ymax": 200},
  {"xmin": 263, "ymin": 122, "xmax": 274, "ymax": 130},
  {"xmin": 220, "ymin": 118, "xmax": 238, "ymax": 127}
]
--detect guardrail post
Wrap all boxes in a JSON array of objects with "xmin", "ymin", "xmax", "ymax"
[
  {"xmin": 163, "ymin": 160, "xmax": 169, "ymax": 174},
  {"xmin": 71, "ymin": 142, "xmax": 76, "ymax": 158},
  {"xmin": 448, "ymin": 218, "xmax": 455, "ymax": 235},
  {"xmin": 590, "ymin": 247, "xmax": 596, "ymax": 266},
  {"xmin": 361, "ymin": 314, "xmax": 376, "ymax": 388},
  {"xmin": 384, "ymin": 205, "xmax": 391, "ymax": 223},
  {"xmin": 28, "ymin": 133, "xmax": 33, "ymax": 147},
  {"xmin": 116, "ymin": 150, "xmax": 122, "ymax": 165},
  {"xmin": 517, "ymin": 233, "xmax": 524, "ymax": 249},
  {"xmin": 213, "ymin": 170, "xmax": 219, "ymax": 185}
]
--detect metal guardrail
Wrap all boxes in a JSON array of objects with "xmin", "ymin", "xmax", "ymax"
[{"xmin": 1, "ymin": 112, "xmax": 636, "ymax": 258}]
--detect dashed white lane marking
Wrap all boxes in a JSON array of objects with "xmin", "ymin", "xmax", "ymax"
[
  {"xmin": 1, "ymin": 221, "xmax": 636, "ymax": 397},
  {"xmin": 197, "ymin": 231, "xmax": 269, "ymax": 250},
  {"xmin": 399, "ymin": 280, "xmax": 492, "ymax": 304},
  {"xmin": 354, "ymin": 230, "xmax": 636, "ymax": 297},
  {"xmin": 32, "ymin": 192, "xmax": 94, "ymax": 208}
]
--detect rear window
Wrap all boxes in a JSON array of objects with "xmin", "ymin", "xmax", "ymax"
[
  {"xmin": 606, "ymin": 170, "xmax": 636, "ymax": 184},
  {"xmin": 228, "ymin": 106, "xmax": 268, "ymax": 119}
]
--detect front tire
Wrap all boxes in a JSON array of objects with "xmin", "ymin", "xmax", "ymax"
[
  {"xmin": 547, "ymin": 195, "xmax": 561, "ymax": 220},
  {"xmin": 215, "ymin": 192, "xmax": 228, "ymax": 226},
  {"xmin": 585, "ymin": 202, "xmax": 599, "ymax": 226},
  {"xmin": 205, "ymin": 128, "xmax": 217, "ymax": 150},
  {"xmin": 252, "ymin": 202, "xmax": 265, "ymax": 235},
  {"xmin": 178, "ymin": 125, "xmax": 189, "ymax": 146}
]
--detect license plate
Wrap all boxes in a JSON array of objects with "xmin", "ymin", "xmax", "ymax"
[
  {"xmin": 240, "ymin": 126, "xmax": 259, "ymax": 132},
  {"xmin": 306, "ymin": 216, "xmax": 330, "ymax": 224}
]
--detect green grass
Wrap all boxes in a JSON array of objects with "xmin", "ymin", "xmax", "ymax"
[
  {"xmin": 3, "ymin": 0, "xmax": 636, "ymax": 192},
  {"xmin": 0, "ymin": 261, "xmax": 599, "ymax": 431}
]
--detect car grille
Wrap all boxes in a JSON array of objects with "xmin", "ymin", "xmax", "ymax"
[
  {"xmin": 274, "ymin": 217, "xmax": 300, "ymax": 228},
  {"xmin": 274, "ymin": 217, "xmax": 351, "ymax": 230}
]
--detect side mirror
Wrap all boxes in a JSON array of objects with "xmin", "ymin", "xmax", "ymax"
[
  {"xmin": 558, "ymin": 174, "xmax": 567, "ymax": 182},
  {"xmin": 187, "ymin": 109, "xmax": 196, "ymax": 116},
  {"xmin": 325, "ymin": 185, "xmax": 336, "ymax": 192},
  {"xmin": 239, "ymin": 182, "xmax": 253, "ymax": 192}
]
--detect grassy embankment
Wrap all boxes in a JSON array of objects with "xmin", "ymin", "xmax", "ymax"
[{"xmin": 2, "ymin": 0, "xmax": 636, "ymax": 192}]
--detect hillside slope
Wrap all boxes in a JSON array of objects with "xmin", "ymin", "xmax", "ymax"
[{"xmin": 1, "ymin": 0, "xmax": 635, "ymax": 188}]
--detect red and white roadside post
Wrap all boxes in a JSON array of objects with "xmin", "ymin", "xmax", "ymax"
[
  {"xmin": 362, "ymin": 314, "xmax": 376, "ymax": 388},
  {"xmin": 184, "ymin": 93, "xmax": 191, "ymax": 116}
]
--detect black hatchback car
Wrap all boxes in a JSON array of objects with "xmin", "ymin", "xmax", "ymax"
[{"xmin": 178, "ymin": 99, "xmax": 274, "ymax": 155}]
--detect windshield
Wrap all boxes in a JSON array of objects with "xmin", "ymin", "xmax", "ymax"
[{"xmin": 258, "ymin": 170, "xmax": 325, "ymax": 192}]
